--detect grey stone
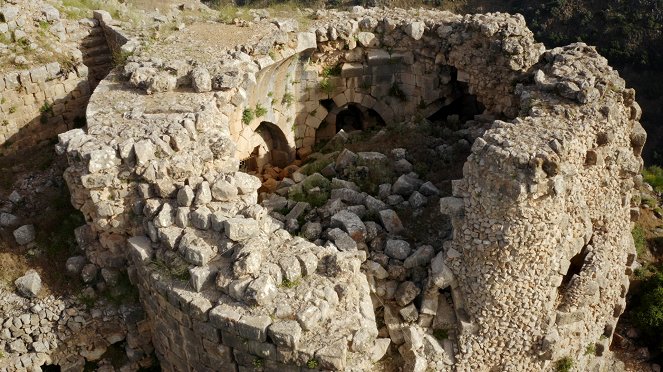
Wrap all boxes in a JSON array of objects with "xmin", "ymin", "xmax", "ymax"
[
  {"xmin": 301, "ymin": 222, "xmax": 322, "ymax": 240},
  {"xmin": 315, "ymin": 339, "xmax": 347, "ymax": 370},
  {"xmin": 395, "ymin": 281, "xmax": 420, "ymax": 307},
  {"xmin": 335, "ymin": 148, "xmax": 358, "ymax": 170},
  {"xmin": 279, "ymin": 256, "xmax": 302, "ymax": 282},
  {"xmin": 394, "ymin": 159, "xmax": 413, "ymax": 174},
  {"xmin": 331, "ymin": 178, "xmax": 359, "ymax": 191},
  {"xmin": 296, "ymin": 252, "xmax": 318, "ymax": 276},
  {"xmin": 191, "ymin": 66, "xmax": 212, "ymax": 92},
  {"xmin": 297, "ymin": 306, "xmax": 321, "ymax": 331},
  {"xmin": 13, "ymin": 225, "xmax": 35, "ymax": 245},
  {"xmin": 65, "ymin": 256, "xmax": 87, "ymax": 276},
  {"xmin": 224, "ymin": 218, "xmax": 259, "ymax": 241},
  {"xmin": 439, "ymin": 197, "xmax": 464, "ymax": 217},
  {"xmin": 364, "ymin": 195, "xmax": 388, "ymax": 213},
  {"xmin": 212, "ymin": 179, "xmax": 238, "ymax": 201},
  {"xmin": 405, "ymin": 21, "xmax": 425, "ymax": 40},
  {"xmin": 195, "ymin": 181, "xmax": 213, "ymax": 206},
  {"xmin": 430, "ymin": 252, "xmax": 454, "ymax": 289},
  {"xmin": 179, "ymin": 234, "xmax": 215, "ymax": 266},
  {"xmin": 419, "ymin": 181, "xmax": 440, "ymax": 196},
  {"xmin": 285, "ymin": 201, "xmax": 310, "ymax": 220},
  {"xmin": 245, "ymin": 275, "xmax": 277, "ymax": 306},
  {"xmin": 385, "ymin": 239, "xmax": 411, "ymax": 260},
  {"xmin": 379, "ymin": 209, "xmax": 404, "ymax": 234},
  {"xmin": 327, "ymin": 228, "xmax": 357, "ymax": 251},
  {"xmin": 409, "ymin": 191, "xmax": 427, "ymax": 208},
  {"xmin": 177, "ymin": 185, "xmax": 195, "ymax": 207},
  {"xmin": 234, "ymin": 172, "xmax": 262, "ymax": 194},
  {"xmin": 154, "ymin": 203, "xmax": 174, "ymax": 228},
  {"xmin": 268, "ymin": 320, "xmax": 302, "ymax": 348},
  {"xmin": 133, "ymin": 140, "xmax": 155, "ymax": 167},
  {"xmin": 331, "ymin": 210, "xmax": 366, "ymax": 242},
  {"xmin": 393, "ymin": 175, "xmax": 415, "ymax": 196},
  {"xmin": 190, "ymin": 266, "xmax": 214, "ymax": 292},
  {"xmin": 15, "ymin": 270, "xmax": 41, "ymax": 298},
  {"xmin": 0, "ymin": 212, "xmax": 18, "ymax": 227},
  {"xmin": 81, "ymin": 264, "xmax": 98, "ymax": 283},
  {"xmin": 191, "ymin": 206, "xmax": 212, "ymax": 230},
  {"xmin": 364, "ymin": 221, "xmax": 383, "ymax": 242},
  {"xmin": 330, "ymin": 188, "xmax": 364, "ymax": 205},
  {"xmin": 404, "ymin": 245, "xmax": 435, "ymax": 268},
  {"xmin": 400, "ymin": 304, "xmax": 419, "ymax": 322},
  {"xmin": 236, "ymin": 315, "xmax": 271, "ymax": 342}
]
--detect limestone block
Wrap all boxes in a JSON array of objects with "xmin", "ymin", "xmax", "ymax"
[
  {"xmin": 379, "ymin": 209, "xmax": 404, "ymax": 234},
  {"xmin": 14, "ymin": 270, "xmax": 41, "ymax": 298},
  {"xmin": 244, "ymin": 275, "xmax": 277, "ymax": 306},
  {"xmin": 209, "ymin": 304, "xmax": 242, "ymax": 332},
  {"xmin": 179, "ymin": 233, "xmax": 215, "ymax": 266},
  {"xmin": 236, "ymin": 315, "xmax": 272, "ymax": 342},
  {"xmin": 315, "ymin": 339, "xmax": 347, "ymax": 370},
  {"xmin": 224, "ymin": 218, "xmax": 259, "ymax": 241},
  {"xmin": 268, "ymin": 320, "xmax": 302, "ymax": 348}
]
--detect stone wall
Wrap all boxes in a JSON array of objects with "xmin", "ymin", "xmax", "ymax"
[
  {"xmin": 57, "ymin": 7, "xmax": 643, "ymax": 372},
  {"xmin": 0, "ymin": 5, "xmax": 115, "ymax": 154}
]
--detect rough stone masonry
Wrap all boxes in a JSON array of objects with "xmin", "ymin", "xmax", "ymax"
[{"xmin": 56, "ymin": 6, "xmax": 644, "ymax": 372}]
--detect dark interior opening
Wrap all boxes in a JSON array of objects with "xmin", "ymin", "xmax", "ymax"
[
  {"xmin": 427, "ymin": 88, "xmax": 485, "ymax": 125},
  {"xmin": 335, "ymin": 104, "xmax": 364, "ymax": 133},
  {"xmin": 334, "ymin": 103, "xmax": 386, "ymax": 133},
  {"xmin": 561, "ymin": 245, "xmax": 590, "ymax": 287},
  {"xmin": 41, "ymin": 365, "xmax": 61, "ymax": 372},
  {"xmin": 319, "ymin": 98, "xmax": 334, "ymax": 111}
]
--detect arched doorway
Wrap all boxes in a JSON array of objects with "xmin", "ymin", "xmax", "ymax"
[
  {"xmin": 315, "ymin": 103, "xmax": 386, "ymax": 144},
  {"xmin": 239, "ymin": 122, "xmax": 292, "ymax": 173}
]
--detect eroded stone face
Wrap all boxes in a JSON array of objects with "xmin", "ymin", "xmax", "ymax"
[{"xmin": 58, "ymin": 6, "xmax": 642, "ymax": 372}]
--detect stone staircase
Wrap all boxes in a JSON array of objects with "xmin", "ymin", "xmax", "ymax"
[{"xmin": 80, "ymin": 25, "xmax": 113, "ymax": 89}]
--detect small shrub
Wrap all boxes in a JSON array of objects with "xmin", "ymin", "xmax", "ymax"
[
  {"xmin": 8, "ymin": 106, "xmax": 16, "ymax": 114},
  {"xmin": 252, "ymin": 357, "xmax": 264, "ymax": 368},
  {"xmin": 319, "ymin": 78, "xmax": 334, "ymax": 96},
  {"xmin": 632, "ymin": 224, "xmax": 647, "ymax": 257},
  {"xmin": 643, "ymin": 166, "xmax": 663, "ymax": 193},
  {"xmin": 554, "ymin": 357, "xmax": 573, "ymax": 372},
  {"xmin": 306, "ymin": 359, "xmax": 319, "ymax": 369},
  {"xmin": 585, "ymin": 343, "xmax": 596, "ymax": 356},
  {"xmin": 242, "ymin": 108, "xmax": 255, "ymax": 125},
  {"xmin": 255, "ymin": 103, "xmax": 267, "ymax": 117},
  {"xmin": 282, "ymin": 92, "xmax": 294, "ymax": 106},
  {"xmin": 433, "ymin": 329, "xmax": 448, "ymax": 340},
  {"xmin": 321, "ymin": 64, "xmax": 342, "ymax": 77},
  {"xmin": 280, "ymin": 278, "xmax": 300, "ymax": 288},
  {"xmin": 40, "ymin": 101, "xmax": 53, "ymax": 124},
  {"xmin": 111, "ymin": 49, "xmax": 132, "ymax": 68},
  {"xmin": 1, "ymin": 120, "xmax": 8, "ymax": 126},
  {"xmin": 632, "ymin": 267, "xmax": 663, "ymax": 353}
]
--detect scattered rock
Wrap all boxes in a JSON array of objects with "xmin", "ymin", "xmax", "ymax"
[{"xmin": 15, "ymin": 270, "xmax": 42, "ymax": 298}]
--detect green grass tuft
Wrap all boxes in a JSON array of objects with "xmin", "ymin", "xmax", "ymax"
[
  {"xmin": 643, "ymin": 166, "xmax": 663, "ymax": 193},
  {"xmin": 554, "ymin": 357, "xmax": 573, "ymax": 372}
]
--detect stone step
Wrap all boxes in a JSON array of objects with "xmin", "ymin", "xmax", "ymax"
[
  {"xmin": 83, "ymin": 54, "xmax": 112, "ymax": 65},
  {"xmin": 82, "ymin": 44, "xmax": 111, "ymax": 58},
  {"xmin": 80, "ymin": 35, "xmax": 108, "ymax": 48}
]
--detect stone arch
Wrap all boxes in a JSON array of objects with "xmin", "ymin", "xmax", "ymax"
[
  {"xmin": 313, "ymin": 101, "xmax": 387, "ymax": 143},
  {"xmin": 238, "ymin": 121, "xmax": 293, "ymax": 173}
]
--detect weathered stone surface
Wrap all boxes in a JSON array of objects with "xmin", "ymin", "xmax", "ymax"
[
  {"xmin": 268, "ymin": 320, "xmax": 302, "ymax": 348},
  {"xmin": 395, "ymin": 281, "xmax": 420, "ymax": 307},
  {"xmin": 385, "ymin": 239, "xmax": 411, "ymax": 260},
  {"xmin": 379, "ymin": 209, "xmax": 404, "ymax": 234},
  {"xmin": 13, "ymin": 225, "xmax": 35, "ymax": 245},
  {"xmin": 327, "ymin": 228, "xmax": 357, "ymax": 251},
  {"xmin": 15, "ymin": 270, "xmax": 41, "ymax": 298},
  {"xmin": 224, "ymin": 218, "xmax": 259, "ymax": 241},
  {"xmin": 330, "ymin": 210, "xmax": 366, "ymax": 242}
]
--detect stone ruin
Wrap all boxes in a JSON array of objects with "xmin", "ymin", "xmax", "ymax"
[{"xmin": 51, "ymin": 6, "xmax": 646, "ymax": 372}]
